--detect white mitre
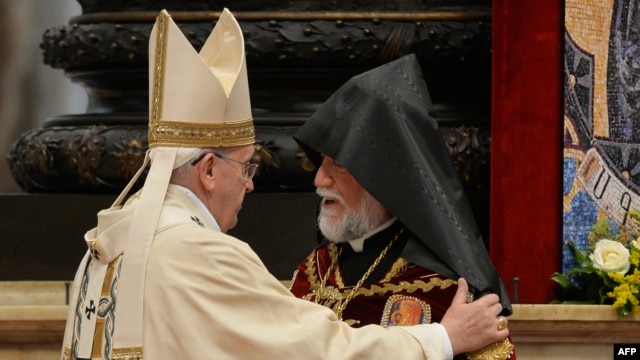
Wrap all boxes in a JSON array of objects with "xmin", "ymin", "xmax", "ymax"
[{"xmin": 148, "ymin": 8, "xmax": 254, "ymax": 164}]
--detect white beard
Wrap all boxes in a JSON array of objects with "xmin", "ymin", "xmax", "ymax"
[{"xmin": 317, "ymin": 187, "xmax": 388, "ymax": 243}]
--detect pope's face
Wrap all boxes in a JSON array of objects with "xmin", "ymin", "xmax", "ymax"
[
  {"xmin": 209, "ymin": 145, "xmax": 255, "ymax": 232},
  {"xmin": 314, "ymin": 155, "xmax": 390, "ymax": 242}
]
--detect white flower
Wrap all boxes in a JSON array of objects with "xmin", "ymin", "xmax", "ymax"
[
  {"xmin": 590, "ymin": 239, "xmax": 630, "ymax": 274},
  {"xmin": 632, "ymin": 237, "xmax": 640, "ymax": 250}
]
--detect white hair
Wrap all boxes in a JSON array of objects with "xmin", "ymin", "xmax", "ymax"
[{"xmin": 170, "ymin": 147, "xmax": 231, "ymax": 183}]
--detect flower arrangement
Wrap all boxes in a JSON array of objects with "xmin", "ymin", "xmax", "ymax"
[{"xmin": 552, "ymin": 215, "xmax": 640, "ymax": 317}]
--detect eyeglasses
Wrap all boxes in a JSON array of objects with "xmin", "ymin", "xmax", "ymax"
[{"xmin": 191, "ymin": 151, "xmax": 258, "ymax": 180}]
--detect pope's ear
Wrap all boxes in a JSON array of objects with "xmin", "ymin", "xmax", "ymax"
[{"xmin": 196, "ymin": 153, "xmax": 217, "ymax": 190}]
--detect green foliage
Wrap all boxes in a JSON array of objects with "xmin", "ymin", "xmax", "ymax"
[{"xmin": 552, "ymin": 216, "xmax": 640, "ymax": 318}]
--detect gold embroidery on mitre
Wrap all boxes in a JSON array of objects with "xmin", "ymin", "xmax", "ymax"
[
  {"xmin": 150, "ymin": 118, "xmax": 255, "ymax": 148},
  {"xmin": 150, "ymin": 11, "xmax": 168, "ymax": 144},
  {"xmin": 466, "ymin": 338, "xmax": 514, "ymax": 360},
  {"xmin": 148, "ymin": 10, "xmax": 255, "ymax": 149}
]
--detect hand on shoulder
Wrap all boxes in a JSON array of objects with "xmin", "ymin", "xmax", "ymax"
[{"xmin": 440, "ymin": 278, "xmax": 509, "ymax": 355}]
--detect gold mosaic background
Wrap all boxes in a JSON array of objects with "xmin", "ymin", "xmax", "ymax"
[{"xmin": 565, "ymin": 0, "xmax": 612, "ymax": 137}]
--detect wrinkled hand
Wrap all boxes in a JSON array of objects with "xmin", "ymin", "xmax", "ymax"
[{"xmin": 440, "ymin": 278, "xmax": 509, "ymax": 355}]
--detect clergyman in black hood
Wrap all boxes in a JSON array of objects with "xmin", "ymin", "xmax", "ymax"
[{"xmin": 290, "ymin": 54, "xmax": 514, "ymax": 360}]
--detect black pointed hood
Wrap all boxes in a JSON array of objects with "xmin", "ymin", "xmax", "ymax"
[{"xmin": 294, "ymin": 54, "xmax": 512, "ymax": 315}]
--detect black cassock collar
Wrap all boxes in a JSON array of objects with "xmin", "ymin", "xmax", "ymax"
[{"xmin": 338, "ymin": 220, "xmax": 407, "ymax": 286}]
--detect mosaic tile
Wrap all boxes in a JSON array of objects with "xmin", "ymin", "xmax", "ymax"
[{"xmin": 563, "ymin": 0, "xmax": 640, "ymax": 271}]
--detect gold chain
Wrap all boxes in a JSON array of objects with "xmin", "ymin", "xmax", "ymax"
[{"xmin": 315, "ymin": 228, "xmax": 404, "ymax": 320}]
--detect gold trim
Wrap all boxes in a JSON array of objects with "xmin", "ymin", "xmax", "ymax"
[
  {"xmin": 101, "ymin": 257, "xmax": 120, "ymax": 295},
  {"xmin": 302, "ymin": 242, "xmax": 341, "ymax": 297},
  {"xmin": 150, "ymin": 11, "xmax": 168, "ymax": 144},
  {"xmin": 302, "ymin": 242, "xmax": 456, "ymax": 299},
  {"xmin": 112, "ymin": 346, "xmax": 144, "ymax": 359},
  {"xmin": 148, "ymin": 11, "xmax": 255, "ymax": 148},
  {"xmin": 149, "ymin": 118, "xmax": 255, "ymax": 148},
  {"xmin": 329, "ymin": 244, "xmax": 345, "ymax": 288},
  {"xmin": 302, "ymin": 252, "xmax": 320, "ymax": 290},
  {"xmin": 70, "ymin": 11, "xmax": 492, "ymax": 24},
  {"xmin": 357, "ymin": 276, "xmax": 455, "ymax": 296},
  {"xmin": 92, "ymin": 318, "xmax": 105, "ymax": 358},
  {"xmin": 380, "ymin": 257, "xmax": 409, "ymax": 282},
  {"xmin": 466, "ymin": 338, "xmax": 514, "ymax": 360},
  {"xmin": 311, "ymin": 277, "xmax": 455, "ymax": 315},
  {"xmin": 305, "ymin": 263, "xmax": 454, "ymax": 313},
  {"xmin": 61, "ymin": 344, "xmax": 143, "ymax": 360},
  {"xmin": 311, "ymin": 230, "xmax": 404, "ymax": 320}
]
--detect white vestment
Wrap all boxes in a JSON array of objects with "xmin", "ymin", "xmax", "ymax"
[{"xmin": 61, "ymin": 185, "xmax": 446, "ymax": 359}]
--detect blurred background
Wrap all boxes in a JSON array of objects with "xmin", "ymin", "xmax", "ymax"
[{"xmin": 0, "ymin": 0, "xmax": 86, "ymax": 193}]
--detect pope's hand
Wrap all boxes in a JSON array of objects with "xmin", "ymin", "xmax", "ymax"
[{"xmin": 440, "ymin": 278, "xmax": 509, "ymax": 355}]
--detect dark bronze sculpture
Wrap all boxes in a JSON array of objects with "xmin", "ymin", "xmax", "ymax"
[
  {"xmin": 9, "ymin": 0, "xmax": 492, "ymax": 194},
  {"xmin": 3, "ymin": 0, "xmax": 492, "ymax": 280}
]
